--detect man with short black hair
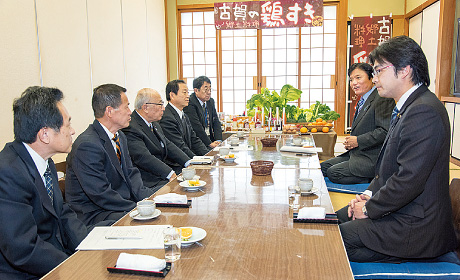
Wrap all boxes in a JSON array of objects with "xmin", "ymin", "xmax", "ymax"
[
  {"xmin": 184, "ymin": 76, "xmax": 222, "ymax": 148},
  {"xmin": 0, "ymin": 86, "xmax": 88, "ymax": 278},
  {"xmin": 339, "ymin": 36, "xmax": 457, "ymax": 263},
  {"xmin": 160, "ymin": 80, "xmax": 210, "ymax": 158},
  {"xmin": 122, "ymin": 88, "xmax": 191, "ymax": 192},
  {"xmin": 66, "ymin": 84, "xmax": 154, "ymax": 227}
]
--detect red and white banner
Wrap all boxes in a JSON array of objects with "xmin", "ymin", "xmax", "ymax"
[{"xmin": 214, "ymin": 0, "xmax": 323, "ymax": 30}]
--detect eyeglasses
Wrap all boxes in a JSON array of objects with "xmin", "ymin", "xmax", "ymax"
[
  {"xmin": 373, "ymin": 65, "xmax": 394, "ymax": 77},
  {"xmin": 145, "ymin": 102, "xmax": 164, "ymax": 106}
]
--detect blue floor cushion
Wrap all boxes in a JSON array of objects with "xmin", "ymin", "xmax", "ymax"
[{"xmin": 324, "ymin": 177, "xmax": 369, "ymax": 194}]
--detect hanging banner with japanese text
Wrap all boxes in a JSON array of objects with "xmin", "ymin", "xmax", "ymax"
[
  {"xmin": 214, "ymin": 0, "xmax": 323, "ymax": 30},
  {"xmin": 348, "ymin": 15, "xmax": 392, "ymax": 128}
]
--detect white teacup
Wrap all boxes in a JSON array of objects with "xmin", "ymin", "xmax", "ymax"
[
  {"xmin": 230, "ymin": 138, "xmax": 239, "ymax": 146},
  {"xmin": 237, "ymin": 131, "xmax": 245, "ymax": 137},
  {"xmin": 137, "ymin": 200, "xmax": 156, "ymax": 216},
  {"xmin": 293, "ymin": 137, "xmax": 302, "ymax": 146},
  {"xmin": 298, "ymin": 178, "xmax": 314, "ymax": 192},
  {"xmin": 219, "ymin": 147, "xmax": 230, "ymax": 156},
  {"xmin": 182, "ymin": 168, "xmax": 196, "ymax": 180}
]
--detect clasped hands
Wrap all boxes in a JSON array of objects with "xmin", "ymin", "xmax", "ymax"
[
  {"xmin": 347, "ymin": 194, "xmax": 370, "ymax": 220},
  {"xmin": 343, "ymin": 136, "xmax": 358, "ymax": 150}
]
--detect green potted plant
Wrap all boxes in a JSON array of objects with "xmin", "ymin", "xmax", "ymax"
[{"xmin": 246, "ymin": 84, "xmax": 302, "ymax": 118}]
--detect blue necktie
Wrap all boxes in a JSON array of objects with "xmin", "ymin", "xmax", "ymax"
[
  {"xmin": 353, "ymin": 98, "xmax": 365, "ymax": 121},
  {"xmin": 391, "ymin": 106, "xmax": 399, "ymax": 125},
  {"xmin": 43, "ymin": 166, "xmax": 54, "ymax": 205},
  {"xmin": 203, "ymin": 103, "xmax": 209, "ymax": 127}
]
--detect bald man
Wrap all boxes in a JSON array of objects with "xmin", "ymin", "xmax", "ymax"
[{"xmin": 122, "ymin": 88, "xmax": 191, "ymax": 192}]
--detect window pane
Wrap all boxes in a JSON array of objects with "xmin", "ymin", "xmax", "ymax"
[
  {"xmin": 194, "ymin": 38, "xmax": 205, "ymax": 51},
  {"xmin": 234, "ymin": 64, "xmax": 246, "ymax": 76},
  {"xmin": 301, "ymin": 76, "xmax": 310, "ymax": 88},
  {"xmin": 181, "ymin": 13, "xmax": 192, "ymax": 25},
  {"xmin": 274, "ymin": 49, "xmax": 287, "ymax": 62},
  {"xmin": 287, "ymin": 49, "xmax": 298, "ymax": 62},
  {"xmin": 286, "ymin": 76, "xmax": 297, "ymax": 87},
  {"xmin": 183, "ymin": 65, "xmax": 194, "ymax": 77},
  {"xmin": 206, "ymin": 64, "xmax": 216, "ymax": 77},
  {"xmin": 222, "ymin": 51, "xmax": 233, "ymax": 63},
  {"xmin": 205, "ymin": 38, "xmax": 216, "ymax": 51},
  {"xmin": 246, "ymin": 37, "xmax": 257, "ymax": 49},
  {"xmin": 194, "ymin": 65, "xmax": 205, "ymax": 75},
  {"xmin": 182, "ymin": 39, "xmax": 193, "ymax": 51},
  {"xmin": 262, "ymin": 62, "xmax": 274, "ymax": 76},
  {"xmin": 234, "ymin": 77, "xmax": 245, "ymax": 89},
  {"xmin": 274, "ymin": 63, "xmax": 287, "ymax": 76},
  {"xmin": 262, "ymin": 49, "xmax": 274, "ymax": 63},
  {"xmin": 274, "ymin": 76, "xmax": 286, "ymax": 89},
  {"xmin": 323, "ymin": 75, "xmax": 331, "ymax": 89},
  {"xmin": 286, "ymin": 62, "xmax": 297, "ymax": 75},
  {"xmin": 324, "ymin": 20, "xmax": 336, "ymax": 34},
  {"xmin": 323, "ymin": 48, "xmax": 335, "ymax": 61},
  {"xmin": 193, "ymin": 25, "xmax": 204, "ymax": 38},
  {"xmin": 262, "ymin": 36, "xmax": 274, "ymax": 49},
  {"xmin": 222, "ymin": 64, "xmax": 233, "ymax": 76},
  {"xmin": 324, "ymin": 34, "xmax": 336, "ymax": 47},
  {"xmin": 301, "ymin": 35, "xmax": 310, "ymax": 48},
  {"xmin": 274, "ymin": 36, "xmax": 287, "ymax": 49},
  {"xmin": 205, "ymin": 25, "xmax": 216, "ymax": 37},
  {"xmin": 204, "ymin": 11, "xmax": 214, "ymax": 24},
  {"xmin": 246, "ymin": 63, "xmax": 257, "ymax": 76},
  {"xmin": 311, "ymin": 48, "xmax": 323, "ymax": 61},
  {"xmin": 222, "ymin": 77, "xmax": 234, "ymax": 89},
  {"xmin": 182, "ymin": 26, "xmax": 193, "ymax": 38},
  {"xmin": 182, "ymin": 52, "xmax": 193, "ymax": 64},
  {"xmin": 234, "ymin": 37, "xmax": 246, "ymax": 50},
  {"xmin": 311, "ymin": 76, "xmax": 322, "ymax": 88},
  {"xmin": 193, "ymin": 12, "xmax": 203, "ymax": 25},
  {"xmin": 222, "ymin": 90, "xmax": 234, "ymax": 102},
  {"xmin": 205, "ymin": 51, "xmax": 216, "ymax": 64},
  {"xmin": 234, "ymin": 51, "xmax": 245, "ymax": 63},
  {"xmin": 323, "ymin": 62, "xmax": 335, "ymax": 75},
  {"xmin": 311, "ymin": 34, "xmax": 323, "ymax": 48},
  {"xmin": 222, "ymin": 37, "xmax": 233, "ymax": 51},
  {"xmin": 194, "ymin": 52, "xmax": 205, "ymax": 64},
  {"xmin": 324, "ymin": 5, "xmax": 336, "ymax": 19},
  {"xmin": 246, "ymin": 50, "xmax": 257, "ymax": 63},
  {"xmin": 301, "ymin": 62, "xmax": 311, "ymax": 75}
]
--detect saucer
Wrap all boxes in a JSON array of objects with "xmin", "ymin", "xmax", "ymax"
[
  {"xmin": 301, "ymin": 187, "xmax": 319, "ymax": 196},
  {"xmin": 180, "ymin": 227, "xmax": 207, "ymax": 246},
  {"xmin": 220, "ymin": 155, "xmax": 236, "ymax": 163},
  {"xmin": 177, "ymin": 175, "xmax": 200, "ymax": 182},
  {"xmin": 179, "ymin": 180, "xmax": 207, "ymax": 190},
  {"xmin": 130, "ymin": 209, "xmax": 161, "ymax": 220}
]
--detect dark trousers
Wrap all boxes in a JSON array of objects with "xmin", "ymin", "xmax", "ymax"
[{"xmin": 321, "ymin": 155, "xmax": 370, "ymax": 184}]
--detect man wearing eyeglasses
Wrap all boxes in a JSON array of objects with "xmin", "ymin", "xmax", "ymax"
[
  {"xmin": 122, "ymin": 88, "xmax": 191, "ymax": 192},
  {"xmin": 184, "ymin": 76, "xmax": 222, "ymax": 149},
  {"xmin": 338, "ymin": 36, "xmax": 457, "ymax": 263}
]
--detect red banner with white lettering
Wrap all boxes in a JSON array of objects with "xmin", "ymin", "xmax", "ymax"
[
  {"xmin": 348, "ymin": 16, "xmax": 392, "ymax": 127},
  {"xmin": 214, "ymin": 0, "xmax": 323, "ymax": 30}
]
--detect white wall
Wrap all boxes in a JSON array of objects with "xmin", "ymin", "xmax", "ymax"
[{"xmin": 0, "ymin": 0, "xmax": 167, "ymax": 154}]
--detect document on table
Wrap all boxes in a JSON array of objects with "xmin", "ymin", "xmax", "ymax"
[{"xmin": 76, "ymin": 225, "xmax": 171, "ymax": 250}]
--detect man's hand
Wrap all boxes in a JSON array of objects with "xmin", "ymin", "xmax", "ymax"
[
  {"xmin": 347, "ymin": 194, "xmax": 370, "ymax": 218},
  {"xmin": 169, "ymin": 173, "xmax": 177, "ymax": 182},
  {"xmin": 209, "ymin": 141, "xmax": 220, "ymax": 148},
  {"xmin": 343, "ymin": 136, "xmax": 358, "ymax": 150}
]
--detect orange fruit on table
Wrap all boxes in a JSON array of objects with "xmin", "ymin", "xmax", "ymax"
[
  {"xmin": 322, "ymin": 127, "xmax": 330, "ymax": 133},
  {"xmin": 300, "ymin": 127, "xmax": 308, "ymax": 133},
  {"xmin": 316, "ymin": 118, "xmax": 322, "ymax": 123},
  {"xmin": 311, "ymin": 128, "xmax": 318, "ymax": 133},
  {"xmin": 181, "ymin": 228, "xmax": 193, "ymax": 239},
  {"xmin": 325, "ymin": 123, "xmax": 333, "ymax": 127},
  {"xmin": 321, "ymin": 121, "xmax": 327, "ymax": 125}
]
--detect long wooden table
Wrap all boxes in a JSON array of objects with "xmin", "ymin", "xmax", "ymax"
[{"xmin": 42, "ymin": 134, "xmax": 353, "ymax": 280}]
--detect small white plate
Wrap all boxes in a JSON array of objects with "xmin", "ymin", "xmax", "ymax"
[
  {"xmin": 180, "ymin": 227, "xmax": 207, "ymax": 246},
  {"xmin": 179, "ymin": 180, "xmax": 207, "ymax": 189},
  {"xmin": 301, "ymin": 187, "xmax": 319, "ymax": 196},
  {"xmin": 177, "ymin": 175, "xmax": 200, "ymax": 182},
  {"xmin": 130, "ymin": 209, "xmax": 161, "ymax": 220},
  {"xmin": 220, "ymin": 155, "xmax": 236, "ymax": 163}
]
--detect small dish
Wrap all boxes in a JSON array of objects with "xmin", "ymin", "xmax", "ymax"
[
  {"xmin": 179, "ymin": 180, "xmax": 207, "ymax": 189},
  {"xmin": 300, "ymin": 187, "xmax": 319, "ymax": 196},
  {"xmin": 130, "ymin": 209, "xmax": 161, "ymax": 220},
  {"xmin": 220, "ymin": 155, "xmax": 236, "ymax": 163},
  {"xmin": 180, "ymin": 227, "xmax": 207, "ymax": 246},
  {"xmin": 177, "ymin": 175, "xmax": 200, "ymax": 182}
]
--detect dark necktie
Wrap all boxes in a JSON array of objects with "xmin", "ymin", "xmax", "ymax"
[
  {"xmin": 353, "ymin": 98, "xmax": 365, "ymax": 122},
  {"xmin": 112, "ymin": 134, "xmax": 122, "ymax": 163},
  {"xmin": 203, "ymin": 103, "xmax": 209, "ymax": 127},
  {"xmin": 150, "ymin": 124, "xmax": 164, "ymax": 148},
  {"xmin": 43, "ymin": 166, "xmax": 54, "ymax": 205},
  {"xmin": 391, "ymin": 106, "xmax": 399, "ymax": 126}
]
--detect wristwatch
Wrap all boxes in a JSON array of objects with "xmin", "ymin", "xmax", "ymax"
[{"xmin": 362, "ymin": 205, "xmax": 368, "ymax": 217}]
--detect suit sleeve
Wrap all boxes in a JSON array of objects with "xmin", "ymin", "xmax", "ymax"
[
  {"xmin": 184, "ymin": 103, "xmax": 212, "ymax": 146},
  {"xmin": 366, "ymin": 103, "xmax": 445, "ymax": 218},
  {"xmin": 0, "ymin": 162, "xmax": 69, "ymax": 276},
  {"xmin": 157, "ymin": 125, "xmax": 191, "ymax": 166},
  {"xmin": 210, "ymin": 99, "xmax": 223, "ymax": 141},
  {"xmin": 160, "ymin": 114, "xmax": 196, "ymax": 158},
  {"xmin": 123, "ymin": 126, "xmax": 173, "ymax": 179},
  {"xmin": 357, "ymin": 97, "xmax": 394, "ymax": 150}
]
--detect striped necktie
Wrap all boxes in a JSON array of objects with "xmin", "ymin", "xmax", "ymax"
[
  {"xmin": 112, "ymin": 134, "xmax": 122, "ymax": 163},
  {"xmin": 353, "ymin": 98, "xmax": 365, "ymax": 123},
  {"xmin": 203, "ymin": 103, "xmax": 209, "ymax": 127},
  {"xmin": 391, "ymin": 106, "xmax": 399, "ymax": 125},
  {"xmin": 43, "ymin": 165, "xmax": 54, "ymax": 205}
]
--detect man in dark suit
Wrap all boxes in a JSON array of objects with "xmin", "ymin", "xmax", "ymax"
[
  {"xmin": 66, "ymin": 84, "xmax": 154, "ymax": 227},
  {"xmin": 321, "ymin": 63, "xmax": 394, "ymax": 184},
  {"xmin": 122, "ymin": 88, "xmax": 191, "ymax": 192},
  {"xmin": 184, "ymin": 76, "xmax": 222, "ymax": 148},
  {"xmin": 339, "ymin": 36, "xmax": 457, "ymax": 262},
  {"xmin": 160, "ymin": 80, "xmax": 210, "ymax": 158},
  {"xmin": 0, "ymin": 86, "xmax": 88, "ymax": 279}
]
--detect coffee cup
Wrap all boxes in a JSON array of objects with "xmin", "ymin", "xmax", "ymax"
[
  {"xmin": 219, "ymin": 147, "xmax": 230, "ymax": 156},
  {"xmin": 293, "ymin": 137, "xmax": 302, "ymax": 146},
  {"xmin": 298, "ymin": 178, "xmax": 313, "ymax": 192},
  {"xmin": 237, "ymin": 131, "xmax": 245, "ymax": 137},
  {"xmin": 137, "ymin": 200, "xmax": 156, "ymax": 216},
  {"xmin": 230, "ymin": 138, "xmax": 239, "ymax": 146},
  {"xmin": 182, "ymin": 168, "xmax": 196, "ymax": 180}
]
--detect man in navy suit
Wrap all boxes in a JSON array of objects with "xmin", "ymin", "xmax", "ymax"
[
  {"xmin": 339, "ymin": 36, "xmax": 457, "ymax": 262},
  {"xmin": 184, "ymin": 76, "xmax": 222, "ymax": 149},
  {"xmin": 0, "ymin": 86, "xmax": 88, "ymax": 279},
  {"xmin": 321, "ymin": 63, "xmax": 394, "ymax": 184},
  {"xmin": 122, "ymin": 88, "xmax": 191, "ymax": 192},
  {"xmin": 160, "ymin": 80, "xmax": 210, "ymax": 158},
  {"xmin": 66, "ymin": 84, "xmax": 154, "ymax": 227}
]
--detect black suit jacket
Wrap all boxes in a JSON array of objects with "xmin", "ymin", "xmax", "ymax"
[
  {"xmin": 122, "ymin": 111, "xmax": 190, "ymax": 191},
  {"xmin": 339, "ymin": 88, "xmax": 394, "ymax": 178},
  {"xmin": 160, "ymin": 103, "xmax": 210, "ymax": 158},
  {"xmin": 65, "ymin": 120, "xmax": 154, "ymax": 226},
  {"xmin": 183, "ymin": 93, "xmax": 223, "ymax": 146},
  {"xmin": 359, "ymin": 85, "xmax": 457, "ymax": 258},
  {"xmin": 0, "ymin": 141, "xmax": 87, "ymax": 279}
]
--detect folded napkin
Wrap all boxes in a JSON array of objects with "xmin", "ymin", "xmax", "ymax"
[
  {"xmin": 297, "ymin": 207, "xmax": 326, "ymax": 219},
  {"xmin": 280, "ymin": 146, "xmax": 323, "ymax": 154},
  {"xmin": 116, "ymin": 252, "xmax": 166, "ymax": 272},
  {"xmin": 154, "ymin": 193, "xmax": 187, "ymax": 204},
  {"xmin": 213, "ymin": 146, "xmax": 231, "ymax": 151},
  {"xmin": 190, "ymin": 156, "xmax": 214, "ymax": 164}
]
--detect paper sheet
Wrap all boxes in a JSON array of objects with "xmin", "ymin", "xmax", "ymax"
[
  {"xmin": 280, "ymin": 146, "xmax": 322, "ymax": 154},
  {"xmin": 77, "ymin": 225, "xmax": 171, "ymax": 250}
]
